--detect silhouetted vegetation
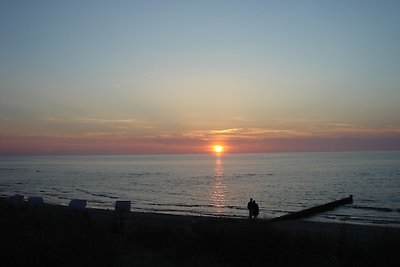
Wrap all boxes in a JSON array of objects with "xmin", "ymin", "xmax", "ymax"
[{"xmin": 1, "ymin": 199, "xmax": 399, "ymax": 267}]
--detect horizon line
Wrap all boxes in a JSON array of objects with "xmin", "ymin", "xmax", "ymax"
[{"xmin": 1, "ymin": 148, "xmax": 399, "ymax": 157}]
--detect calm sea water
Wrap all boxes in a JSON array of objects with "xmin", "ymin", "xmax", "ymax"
[{"xmin": 0, "ymin": 151, "xmax": 399, "ymax": 227}]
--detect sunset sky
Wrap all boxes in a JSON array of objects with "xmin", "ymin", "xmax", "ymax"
[{"xmin": 1, "ymin": 0, "xmax": 399, "ymax": 155}]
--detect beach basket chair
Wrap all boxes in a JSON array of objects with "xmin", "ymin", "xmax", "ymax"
[
  {"xmin": 28, "ymin": 196, "xmax": 44, "ymax": 207},
  {"xmin": 115, "ymin": 200, "xmax": 131, "ymax": 215},
  {"xmin": 115, "ymin": 200, "xmax": 131, "ymax": 224},
  {"xmin": 8, "ymin": 194, "xmax": 24, "ymax": 205},
  {"xmin": 68, "ymin": 199, "xmax": 87, "ymax": 211}
]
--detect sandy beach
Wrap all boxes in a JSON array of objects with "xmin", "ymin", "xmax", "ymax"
[{"xmin": 1, "ymin": 196, "xmax": 399, "ymax": 267}]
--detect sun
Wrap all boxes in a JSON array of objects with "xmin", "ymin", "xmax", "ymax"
[{"xmin": 213, "ymin": 145, "xmax": 224, "ymax": 154}]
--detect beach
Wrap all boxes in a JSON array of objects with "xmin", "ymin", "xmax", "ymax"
[{"xmin": 1, "ymin": 197, "xmax": 399, "ymax": 267}]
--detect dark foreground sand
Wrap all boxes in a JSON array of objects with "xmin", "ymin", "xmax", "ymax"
[{"xmin": 1, "ymin": 197, "xmax": 399, "ymax": 267}]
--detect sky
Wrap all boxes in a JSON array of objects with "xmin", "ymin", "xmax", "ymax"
[{"xmin": 0, "ymin": 0, "xmax": 399, "ymax": 155}]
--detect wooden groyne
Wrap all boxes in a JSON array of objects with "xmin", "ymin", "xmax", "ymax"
[{"xmin": 271, "ymin": 195, "xmax": 353, "ymax": 222}]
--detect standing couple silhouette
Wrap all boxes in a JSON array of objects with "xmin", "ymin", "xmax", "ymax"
[{"xmin": 247, "ymin": 198, "xmax": 259, "ymax": 219}]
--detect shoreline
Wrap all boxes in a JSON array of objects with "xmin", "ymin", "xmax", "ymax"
[
  {"xmin": 3, "ymin": 194, "xmax": 399, "ymax": 229},
  {"xmin": 2, "ymin": 196, "xmax": 398, "ymax": 236}
]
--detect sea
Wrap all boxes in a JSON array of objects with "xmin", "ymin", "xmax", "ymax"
[{"xmin": 1, "ymin": 151, "xmax": 399, "ymax": 227}]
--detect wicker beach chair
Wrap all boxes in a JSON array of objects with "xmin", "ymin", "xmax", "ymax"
[
  {"xmin": 68, "ymin": 199, "xmax": 87, "ymax": 211},
  {"xmin": 28, "ymin": 196, "xmax": 44, "ymax": 206},
  {"xmin": 8, "ymin": 194, "xmax": 24, "ymax": 205},
  {"xmin": 114, "ymin": 200, "xmax": 131, "ymax": 225},
  {"xmin": 115, "ymin": 200, "xmax": 131, "ymax": 215}
]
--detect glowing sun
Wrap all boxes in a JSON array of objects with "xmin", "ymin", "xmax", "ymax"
[{"xmin": 213, "ymin": 145, "xmax": 224, "ymax": 153}]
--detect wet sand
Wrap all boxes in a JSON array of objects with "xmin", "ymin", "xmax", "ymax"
[{"xmin": 1, "ymin": 197, "xmax": 399, "ymax": 266}]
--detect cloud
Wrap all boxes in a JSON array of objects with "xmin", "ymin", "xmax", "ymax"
[
  {"xmin": 2, "ymin": 130, "xmax": 400, "ymax": 155},
  {"xmin": 1, "ymin": 114, "xmax": 399, "ymax": 155},
  {"xmin": 0, "ymin": 117, "xmax": 16, "ymax": 121},
  {"xmin": 184, "ymin": 128, "xmax": 302, "ymax": 140},
  {"xmin": 42, "ymin": 116, "xmax": 157, "ymax": 130}
]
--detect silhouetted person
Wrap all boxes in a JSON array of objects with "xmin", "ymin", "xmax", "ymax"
[
  {"xmin": 247, "ymin": 198, "xmax": 254, "ymax": 219},
  {"xmin": 253, "ymin": 200, "xmax": 259, "ymax": 219}
]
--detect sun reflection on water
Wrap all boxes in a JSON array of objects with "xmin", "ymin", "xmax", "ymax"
[{"xmin": 210, "ymin": 156, "xmax": 227, "ymax": 213}]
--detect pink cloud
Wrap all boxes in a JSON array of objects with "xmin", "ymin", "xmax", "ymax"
[{"xmin": 1, "ymin": 133, "xmax": 399, "ymax": 155}]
